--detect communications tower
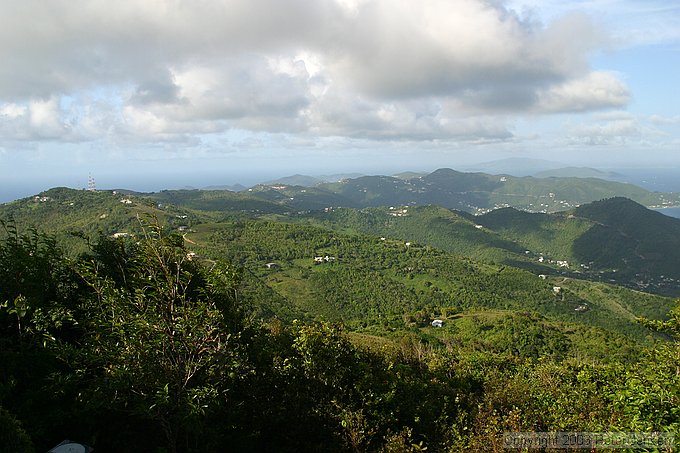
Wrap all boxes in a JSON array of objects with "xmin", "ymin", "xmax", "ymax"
[{"xmin": 87, "ymin": 174, "xmax": 97, "ymax": 191}]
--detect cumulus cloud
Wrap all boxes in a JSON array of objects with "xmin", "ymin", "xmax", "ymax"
[
  {"xmin": 536, "ymin": 71, "xmax": 630, "ymax": 113},
  {"xmin": 566, "ymin": 112, "xmax": 671, "ymax": 147},
  {"xmin": 0, "ymin": 97, "xmax": 78, "ymax": 141},
  {"xmin": 0, "ymin": 0, "xmax": 630, "ymax": 146},
  {"xmin": 331, "ymin": 4, "xmax": 606, "ymax": 101}
]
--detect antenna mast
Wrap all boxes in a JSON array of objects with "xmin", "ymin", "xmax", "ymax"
[{"xmin": 88, "ymin": 174, "xmax": 97, "ymax": 191}]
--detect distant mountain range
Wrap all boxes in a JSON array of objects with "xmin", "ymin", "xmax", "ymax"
[
  {"xmin": 242, "ymin": 162, "xmax": 627, "ymax": 189},
  {"xmin": 6, "ymin": 167, "xmax": 678, "ymax": 218},
  {"xmin": 244, "ymin": 167, "xmax": 679, "ymax": 214}
]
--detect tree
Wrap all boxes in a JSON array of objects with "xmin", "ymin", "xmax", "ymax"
[
  {"xmin": 0, "ymin": 406, "xmax": 34, "ymax": 453},
  {"xmin": 613, "ymin": 301, "xmax": 680, "ymax": 432},
  {"xmin": 638, "ymin": 300, "xmax": 680, "ymax": 376},
  {"xmin": 0, "ymin": 219, "xmax": 77, "ymax": 344},
  {"xmin": 64, "ymin": 224, "xmax": 248, "ymax": 452}
]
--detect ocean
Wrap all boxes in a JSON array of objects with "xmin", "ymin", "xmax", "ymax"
[
  {"xmin": 607, "ymin": 167, "xmax": 680, "ymax": 193},
  {"xmin": 655, "ymin": 207, "xmax": 680, "ymax": 219}
]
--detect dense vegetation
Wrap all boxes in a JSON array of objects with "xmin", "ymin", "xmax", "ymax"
[
  {"xmin": 2, "ymin": 181, "xmax": 680, "ymax": 451},
  {"xmin": 1, "ymin": 216, "xmax": 679, "ymax": 451}
]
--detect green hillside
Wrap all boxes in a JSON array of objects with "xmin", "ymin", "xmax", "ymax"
[
  {"xmin": 310, "ymin": 168, "xmax": 680, "ymax": 213},
  {"xmin": 476, "ymin": 207, "xmax": 593, "ymax": 262},
  {"xmin": 2, "ymin": 187, "xmax": 680, "ymax": 452},
  {"xmin": 293, "ymin": 199, "xmax": 680, "ymax": 296},
  {"xmin": 246, "ymin": 184, "xmax": 351, "ymax": 211},
  {"xmin": 259, "ymin": 167, "xmax": 680, "ymax": 215},
  {"xmin": 2, "ymin": 188, "xmax": 678, "ymax": 343},
  {"xmin": 320, "ymin": 175, "xmax": 419, "ymax": 207},
  {"xmin": 299, "ymin": 205, "xmax": 529, "ymax": 263},
  {"xmin": 474, "ymin": 198, "xmax": 680, "ymax": 294},
  {"xmin": 2, "ymin": 223, "xmax": 679, "ymax": 451},
  {"xmin": 148, "ymin": 188, "xmax": 291, "ymax": 214},
  {"xmin": 4, "ymin": 188, "xmax": 679, "ymax": 296},
  {"xmin": 184, "ymin": 218, "xmax": 672, "ymax": 350},
  {"xmin": 0, "ymin": 188, "xmax": 177, "ymax": 254}
]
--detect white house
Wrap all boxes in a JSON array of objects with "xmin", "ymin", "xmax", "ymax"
[
  {"xmin": 313, "ymin": 255, "xmax": 336, "ymax": 264},
  {"xmin": 431, "ymin": 319, "xmax": 443, "ymax": 328}
]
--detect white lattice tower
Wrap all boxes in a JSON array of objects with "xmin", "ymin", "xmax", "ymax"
[{"xmin": 88, "ymin": 174, "xmax": 97, "ymax": 191}]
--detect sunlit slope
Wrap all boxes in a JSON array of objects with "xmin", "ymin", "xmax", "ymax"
[{"xmin": 187, "ymin": 219, "xmax": 673, "ymax": 345}]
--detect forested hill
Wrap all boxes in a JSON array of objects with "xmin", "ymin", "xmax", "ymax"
[
  {"xmin": 129, "ymin": 167, "xmax": 680, "ymax": 215},
  {"xmin": 6, "ymin": 167, "xmax": 677, "ymax": 217},
  {"xmin": 3, "ymin": 187, "xmax": 680, "ymax": 295},
  {"xmin": 571, "ymin": 198, "xmax": 680, "ymax": 283},
  {"xmin": 475, "ymin": 197, "xmax": 680, "ymax": 293},
  {"xmin": 1, "ymin": 186, "xmax": 680, "ymax": 452},
  {"xmin": 298, "ymin": 198, "xmax": 680, "ymax": 296},
  {"xmin": 289, "ymin": 167, "xmax": 679, "ymax": 213}
]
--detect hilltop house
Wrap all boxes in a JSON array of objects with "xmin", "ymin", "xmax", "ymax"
[{"xmin": 313, "ymin": 256, "xmax": 336, "ymax": 264}]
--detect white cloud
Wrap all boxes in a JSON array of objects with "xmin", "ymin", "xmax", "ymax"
[
  {"xmin": 565, "ymin": 113, "xmax": 673, "ymax": 147},
  {"xmin": 328, "ymin": 2, "xmax": 609, "ymax": 103},
  {"xmin": 571, "ymin": 119, "xmax": 640, "ymax": 140},
  {"xmin": 0, "ymin": 97, "xmax": 76, "ymax": 142},
  {"xmin": 0, "ymin": 0, "xmax": 632, "ymax": 146},
  {"xmin": 536, "ymin": 71, "xmax": 629, "ymax": 113},
  {"xmin": 29, "ymin": 98, "xmax": 67, "ymax": 138},
  {"xmin": 0, "ymin": 103, "xmax": 26, "ymax": 119}
]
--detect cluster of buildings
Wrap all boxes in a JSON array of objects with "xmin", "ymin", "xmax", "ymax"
[
  {"xmin": 313, "ymin": 255, "xmax": 336, "ymax": 264},
  {"xmin": 388, "ymin": 207, "xmax": 409, "ymax": 217}
]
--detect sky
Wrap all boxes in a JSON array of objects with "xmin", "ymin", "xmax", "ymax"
[{"xmin": 1, "ymin": 0, "xmax": 679, "ymax": 201}]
